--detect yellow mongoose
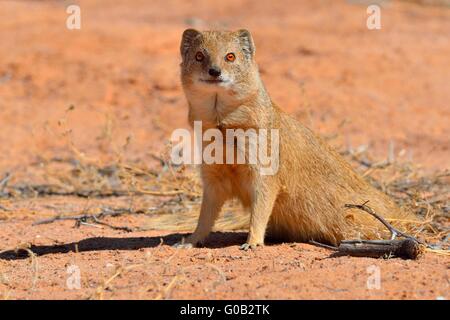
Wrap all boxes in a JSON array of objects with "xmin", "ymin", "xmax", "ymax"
[{"xmin": 176, "ymin": 29, "xmax": 411, "ymax": 250}]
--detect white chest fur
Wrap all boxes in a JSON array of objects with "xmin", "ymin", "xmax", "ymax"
[{"xmin": 187, "ymin": 90, "xmax": 238, "ymax": 127}]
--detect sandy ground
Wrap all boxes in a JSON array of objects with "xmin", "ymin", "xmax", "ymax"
[{"xmin": 0, "ymin": 0, "xmax": 449, "ymax": 299}]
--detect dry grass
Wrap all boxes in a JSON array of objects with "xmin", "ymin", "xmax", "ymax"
[
  {"xmin": 0, "ymin": 109, "xmax": 448, "ymax": 251},
  {"xmin": 340, "ymin": 143, "xmax": 448, "ymax": 249},
  {"xmin": 0, "ymin": 243, "xmax": 39, "ymax": 290}
]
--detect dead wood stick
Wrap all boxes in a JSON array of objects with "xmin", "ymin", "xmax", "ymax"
[
  {"xmin": 32, "ymin": 209, "xmax": 126, "ymax": 226},
  {"xmin": 5, "ymin": 184, "xmax": 194, "ymax": 198},
  {"xmin": 338, "ymin": 239, "xmax": 424, "ymax": 259},
  {"xmin": 309, "ymin": 238, "xmax": 425, "ymax": 260},
  {"xmin": 32, "ymin": 208, "xmax": 143, "ymax": 233},
  {"xmin": 90, "ymin": 216, "xmax": 135, "ymax": 232},
  {"xmin": 310, "ymin": 202, "xmax": 426, "ymax": 259}
]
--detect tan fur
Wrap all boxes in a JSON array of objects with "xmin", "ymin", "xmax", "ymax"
[{"xmin": 177, "ymin": 29, "xmax": 412, "ymax": 249}]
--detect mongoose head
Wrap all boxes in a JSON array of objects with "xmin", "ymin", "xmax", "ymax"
[{"xmin": 180, "ymin": 29, "xmax": 260, "ymax": 100}]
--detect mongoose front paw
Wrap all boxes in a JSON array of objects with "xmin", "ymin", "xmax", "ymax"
[
  {"xmin": 239, "ymin": 243, "xmax": 262, "ymax": 251},
  {"xmin": 173, "ymin": 236, "xmax": 200, "ymax": 249},
  {"xmin": 173, "ymin": 242, "xmax": 194, "ymax": 249}
]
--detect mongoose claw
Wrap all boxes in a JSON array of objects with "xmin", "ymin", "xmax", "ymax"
[
  {"xmin": 173, "ymin": 236, "xmax": 201, "ymax": 249},
  {"xmin": 239, "ymin": 243, "xmax": 261, "ymax": 251},
  {"xmin": 173, "ymin": 241, "xmax": 194, "ymax": 249}
]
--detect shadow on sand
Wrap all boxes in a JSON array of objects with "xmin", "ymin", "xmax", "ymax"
[{"xmin": 0, "ymin": 232, "xmax": 249, "ymax": 260}]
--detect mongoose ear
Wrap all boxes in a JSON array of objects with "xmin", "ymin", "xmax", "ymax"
[
  {"xmin": 237, "ymin": 29, "xmax": 255, "ymax": 58},
  {"xmin": 180, "ymin": 29, "xmax": 201, "ymax": 58}
]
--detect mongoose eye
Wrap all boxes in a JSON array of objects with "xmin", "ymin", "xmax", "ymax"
[
  {"xmin": 225, "ymin": 53, "xmax": 236, "ymax": 62},
  {"xmin": 195, "ymin": 52, "xmax": 204, "ymax": 62}
]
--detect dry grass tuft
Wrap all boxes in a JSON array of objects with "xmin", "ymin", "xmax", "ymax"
[{"xmin": 0, "ymin": 116, "xmax": 447, "ymax": 250}]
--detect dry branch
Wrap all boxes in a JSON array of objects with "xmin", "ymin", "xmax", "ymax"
[
  {"xmin": 338, "ymin": 239, "xmax": 424, "ymax": 259},
  {"xmin": 3, "ymin": 184, "xmax": 190, "ymax": 198},
  {"xmin": 310, "ymin": 202, "xmax": 428, "ymax": 259},
  {"xmin": 344, "ymin": 202, "xmax": 421, "ymax": 242},
  {"xmin": 32, "ymin": 207, "xmax": 144, "ymax": 232}
]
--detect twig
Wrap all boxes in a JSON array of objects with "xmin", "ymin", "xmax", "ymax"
[
  {"xmin": 79, "ymin": 221, "xmax": 103, "ymax": 229},
  {"xmin": 91, "ymin": 216, "xmax": 135, "ymax": 232},
  {"xmin": 4, "ymin": 184, "xmax": 195, "ymax": 198},
  {"xmin": 309, "ymin": 240, "xmax": 338, "ymax": 251},
  {"xmin": 32, "ymin": 208, "xmax": 128, "ymax": 226},
  {"xmin": 309, "ymin": 238, "xmax": 425, "ymax": 260},
  {"xmin": 344, "ymin": 202, "xmax": 420, "ymax": 242},
  {"xmin": 0, "ymin": 173, "xmax": 11, "ymax": 193},
  {"xmin": 309, "ymin": 202, "xmax": 428, "ymax": 259},
  {"xmin": 337, "ymin": 239, "xmax": 424, "ymax": 259},
  {"xmin": 32, "ymin": 207, "xmax": 142, "ymax": 232}
]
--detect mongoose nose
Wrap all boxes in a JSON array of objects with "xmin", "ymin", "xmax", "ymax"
[{"xmin": 208, "ymin": 67, "xmax": 221, "ymax": 77}]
